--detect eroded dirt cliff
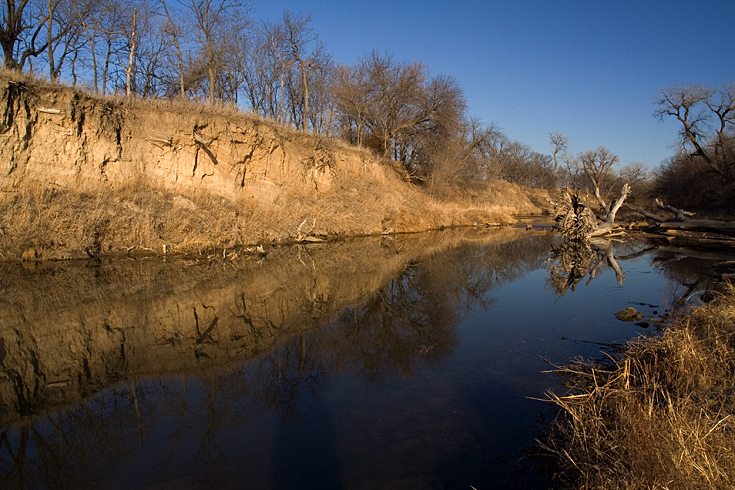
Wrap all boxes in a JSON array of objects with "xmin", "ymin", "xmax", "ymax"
[
  {"xmin": 0, "ymin": 74, "xmax": 550, "ymax": 259},
  {"xmin": 0, "ymin": 76, "xmax": 389, "ymax": 199}
]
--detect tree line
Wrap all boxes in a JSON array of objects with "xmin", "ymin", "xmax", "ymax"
[{"xmin": 3, "ymin": 1, "xmax": 732, "ymax": 211}]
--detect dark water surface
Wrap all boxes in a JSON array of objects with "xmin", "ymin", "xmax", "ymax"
[{"xmin": 0, "ymin": 227, "xmax": 730, "ymax": 489}]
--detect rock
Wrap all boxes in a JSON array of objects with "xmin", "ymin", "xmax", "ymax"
[
  {"xmin": 615, "ymin": 306, "xmax": 645, "ymax": 322},
  {"xmin": 173, "ymin": 195, "xmax": 197, "ymax": 211},
  {"xmin": 20, "ymin": 248, "xmax": 39, "ymax": 261}
]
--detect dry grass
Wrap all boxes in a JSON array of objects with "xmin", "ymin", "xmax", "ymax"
[
  {"xmin": 0, "ymin": 181, "xmax": 247, "ymax": 259},
  {"xmin": 538, "ymin": 286, "xmax": 735, "ymax": 489},
  {"xmin": 0, "ymin": 176, "xmax": 516, "ymax": 260}
]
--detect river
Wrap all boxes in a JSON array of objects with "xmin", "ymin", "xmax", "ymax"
[{"xmin": 0, "ymin": 226, "xmax": 730, "ymax": 489}]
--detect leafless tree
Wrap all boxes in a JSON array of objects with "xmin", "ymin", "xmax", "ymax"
[
  {"xmin": 75, "ymin": 0, "xmax": 129, "ymax": 95},
  {"xmin": 179, "ymin": 0, "xmax": 249, "ymax": 105},
  {"xmin": 241, "ymin": 21, "xmax": 282, "ymax": 118},
  {"xmin": 496, "ymin": 140, "xmax": 554, "ymax": 188},
  {"xmin": 425, "ymin": 117, "xmax": 502, "ymax": 193},
  {"xmin": 1, "ymin": 0, "xmax": 90, "ymax": 71},
  {"xmin": 331, "ymin": 60, "xmax": 373, "ymax": 146},
  {"xmin": 654, "ymin": 83, "xmax": 735, "ymax": 177},
  {"xmin": 332, "ymin": 51, "xmax": 466, "ymax": 180},
  {"xmin": 575, "ymin": 146, "xmax": 619, "ymax": 209},
  {"xmin": 131, "ymin": 4, "xmax": 181, "ymax": 98},
  {"xmin": 278, "ymin": 10, "xmax": 325, "ymax": 131},
  {"xmin": 653, "ymin": 83, "xmax": 735, "ymax": 213},
  {"xmin": 159, "ymin": 0, "xmax": 184, "ymax": 98},
  {"xmin": 549, "ymin": 131, "xmax": 568, "ymax": 181}
]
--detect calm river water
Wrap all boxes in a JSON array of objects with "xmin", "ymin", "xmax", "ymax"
[{"xmin": 0, "ymin": 226, "xmax": 731, "ymax": 489}]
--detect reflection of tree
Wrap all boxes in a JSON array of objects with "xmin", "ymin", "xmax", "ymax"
[
  {"xmin": 326, "ymin": 263, "xmax": 457, "ymax": 385},
  {"xmin": 248, "ymin": 334, "xmax": 328, "ymax": 422},
  {"xmin": 0, "ymin": 382, "xmax": 161, "ymax": 489},
  {"xmin": 547, "ymin": 239, "xmax": 625, "ymax": 295}
]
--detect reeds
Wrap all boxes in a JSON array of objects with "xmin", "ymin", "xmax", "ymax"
[{"xmin": 538, "ymin": 286, "xmax": 735, "ymax": 489}]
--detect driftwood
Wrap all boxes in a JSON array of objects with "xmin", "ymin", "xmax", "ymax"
[
  {"xmin": 625, "ymin": 200, "xmax": 735, "ymax": 237},
  {"xmin": 592, "ymin": 183, "xmax": 630, "ymax": 237},
  {"xmin": 552, "ymin": 184, "xmax": 630, "ymax": 241}
]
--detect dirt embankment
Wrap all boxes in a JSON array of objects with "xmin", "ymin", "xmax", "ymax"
[{"xmin": 0, "ymin": 73, "xmax": 551, "ymax": 260}]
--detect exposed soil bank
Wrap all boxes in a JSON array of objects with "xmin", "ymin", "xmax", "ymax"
[{"xmin": 0, "ymin": 73, "xmax": 551, "ymax": 260}]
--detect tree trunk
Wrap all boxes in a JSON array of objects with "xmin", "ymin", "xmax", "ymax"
[
  {"xmin": 126, "ymin": 9, "xmax": 137, "ymax": 97},
  {"xmin": 47, "ymin": 0, "xmax": 55, "ymax": 81}
]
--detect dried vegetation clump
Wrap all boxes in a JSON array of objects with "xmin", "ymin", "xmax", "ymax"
[
  {"xmin": 552, "ymin": 190, "xmax": 598, "ymax": 241},
  {"xmin": 539, "ymin": 286, "xmax": 735, "ymax": 489}
]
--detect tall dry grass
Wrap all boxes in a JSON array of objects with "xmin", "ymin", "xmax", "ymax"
[
  {"xmin": 0, "ymin": 176, "xmax": 516, "ymax": 260},
  {"xmin": 538, "ymin": 286, "xmax": 735, "ymax": 489},
  {"xmin": 0, "ymin": 181, "xmax": 248, "ymax": 259}
]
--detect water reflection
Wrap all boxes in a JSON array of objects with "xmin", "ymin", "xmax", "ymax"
[
  {"xmin": 0, "ymin": 228, "xmax": 731, "ymax": 488},
  {"xmin": 546, "ymin": 235, "xmax": 735, "ymax": 305},
  {"xmin": 546, "ymin": 238, "xmax": 624, "ymax": 295}
]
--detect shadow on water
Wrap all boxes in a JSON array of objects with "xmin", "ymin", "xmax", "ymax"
[{"xmin": 0, "ymin": 227, "xmax": 732, "ymax": 489}]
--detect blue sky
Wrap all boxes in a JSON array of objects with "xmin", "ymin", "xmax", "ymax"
[{"xmin": 253, "ymin": 0, "xmax": 735, "ymax": 170}]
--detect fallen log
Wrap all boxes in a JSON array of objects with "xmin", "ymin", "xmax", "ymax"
[
  {"xmin": 656, "ymin": 220, "xmax": 735, "ymax": 234},
  {"xmin": 625, "ymin": 201, "xmax": 735, "ymax": 237}
]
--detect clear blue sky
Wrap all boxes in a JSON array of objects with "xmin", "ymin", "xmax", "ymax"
[{"xmin": 253, "ymin": 0, "xmax": 735, "ymax": 170}]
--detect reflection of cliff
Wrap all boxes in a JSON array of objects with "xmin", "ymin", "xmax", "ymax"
[
  {"xmin": 0, "ymin": 229, "xmax": 560, "ymax": 489},
  {"xmin": 0, "ymin": 227, "xmax": 553, "ymax": 426}
]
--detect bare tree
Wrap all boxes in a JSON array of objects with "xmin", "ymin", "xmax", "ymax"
[
  {"xmin": 332, "ymin": 50, "xmax": 466, "ymax": 181},
  {"xmin": 280, "ymin": 10, "xmax": 323, "ymax": 131},
  {"xmin": 331, "ymin": 60, "xmax": 373, "ymax": 146},
  {"xmin": 132, "ymin": 3, "xmax": 180, "ymax": 98},
  {"xmin": 497, "ymin": 141, "xmax": 554, "ymax": 188},
  {"xmin": 45, "ymin": 0, "xmax": 92, "ymax": 82},
  {"xmin": 653, "ymin": 83, "xmax": 735, "ymax": 213},
  {"xmin": 576, "ymin": 146, "xmax": 619, "ymax": 209},
  {"xmin": 180, "ymin": 0, "xmax": 249, "ymax": 105},
  {"xmin": 1, "ymin": 0, "xmax": 85, "ymax": 71},
  {"xmin": 1, "ymin": 0, "xmax": 42, "ymax": 69},
  {"xmin": 159, "ymin": 0, "xmax": 184, "ymax": 98},
  {"xmin": 76, "ymin": 0, "xmax": 129, "ymax": 95},
  {"xmin": 549, "ymin": 131, "xmax": 568, "ymax": 181},
  {"xmin": 241, "ymin": 21, "xmax": 281, "ymax": 118},
  {"xmin": 654, "ymin": 83, "xmax": 735, "ymax": 177}
]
